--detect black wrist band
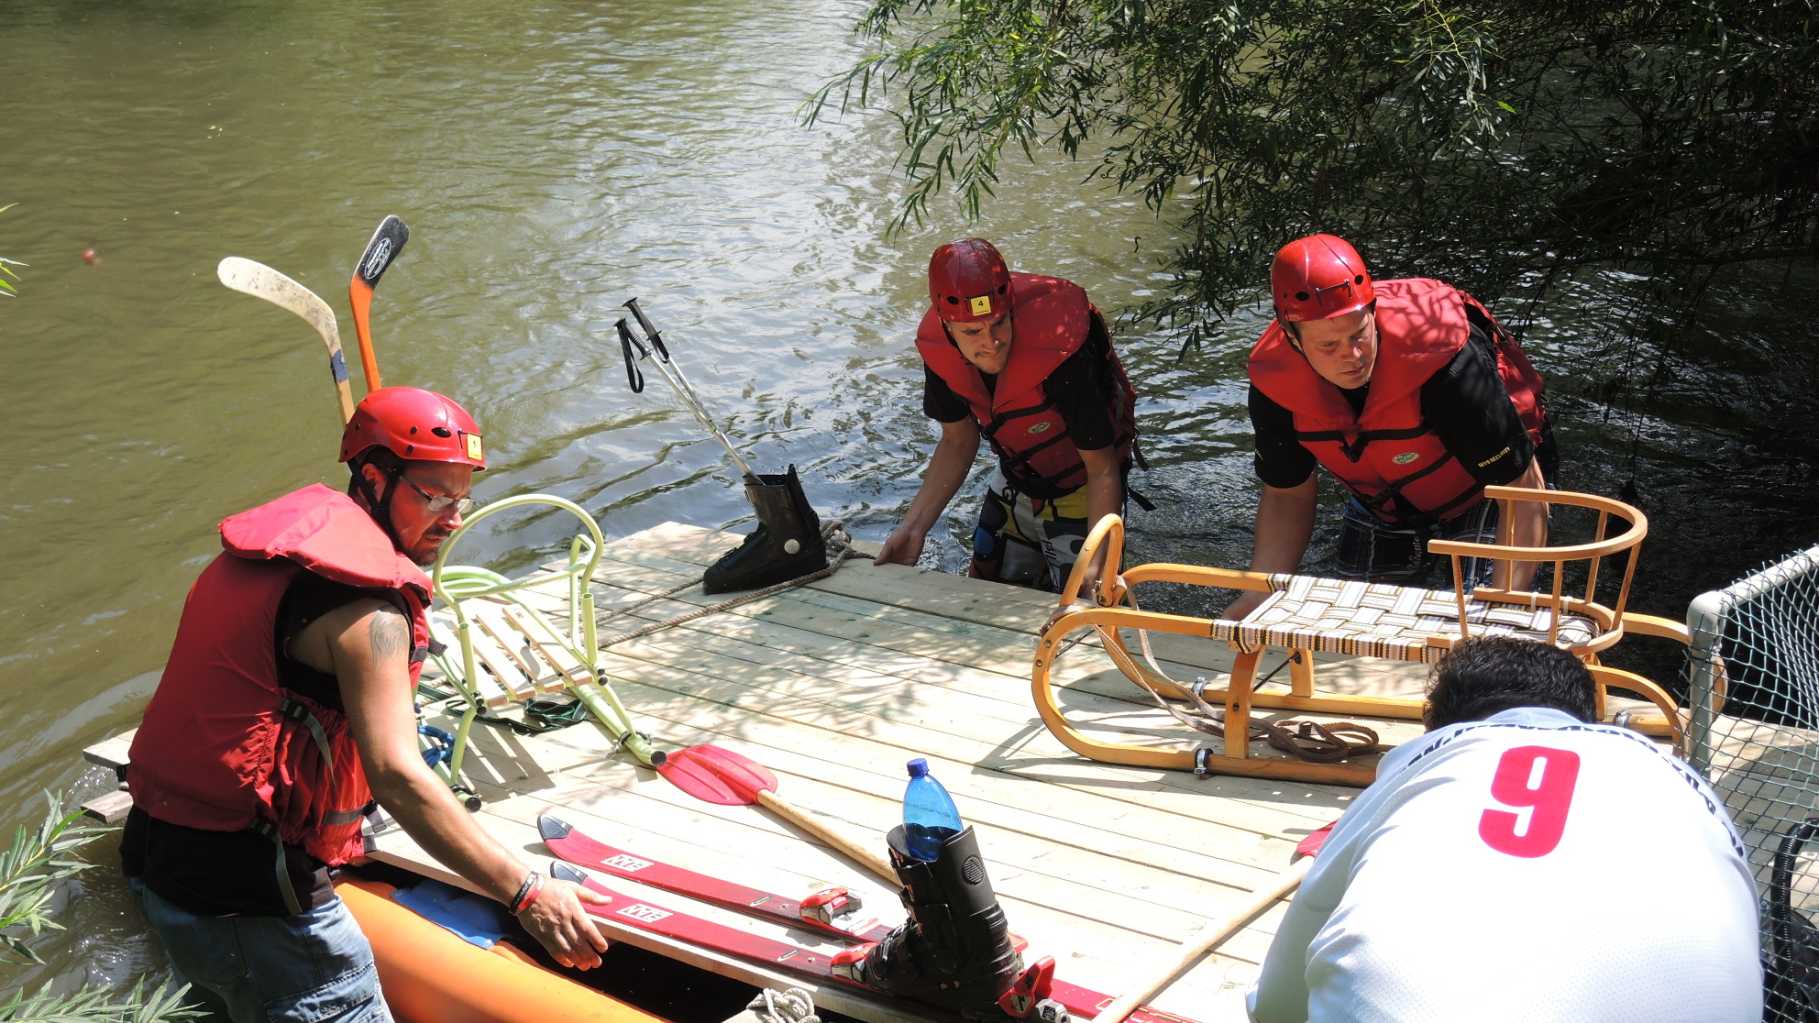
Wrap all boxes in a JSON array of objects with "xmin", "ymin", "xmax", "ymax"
[{"xmin": 508, "ymin": 872, "xmax": 536, "ymax": 912}]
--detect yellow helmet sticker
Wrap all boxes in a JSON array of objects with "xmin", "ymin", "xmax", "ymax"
[
  {"xmin": 969, "ymin": 294, "xmax": 993, "ymax": 317},
  {"xmin": 466, "ymin": 434, "xmax": 484, "ymax": 462}
]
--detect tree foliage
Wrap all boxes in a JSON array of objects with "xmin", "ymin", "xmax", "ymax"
[
  {"xmin": 0, "ymin": 203, "xmax": 23, "ymax": 298},
  {"xmin": 0, "ymin": 793, "xmax": 199, "ymax": 1023},
  {"xmin": 809, "ymin": 0, "xmax": 1819, "ymax": 347}
]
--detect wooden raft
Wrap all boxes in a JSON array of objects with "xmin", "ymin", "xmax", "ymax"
[
  {"xmin": 371, "ymin": 521, "xmax": 1453, "ymax": 1023},
  {"xmin": 79, "ymin": 520, "xmax": 1801, "ymax": 1020},
  {"xmin": 83, "ymin": 522, "xmax": 1444, "ymax": 1021}
]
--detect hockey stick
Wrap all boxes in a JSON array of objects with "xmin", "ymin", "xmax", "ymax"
[
  {"xmin": 217, "ymin": 256, "xmax": 354, "ymax": 423},
  {"xmin": 348, "ymin": 214, "xmax": 409, "ymax": 393}
]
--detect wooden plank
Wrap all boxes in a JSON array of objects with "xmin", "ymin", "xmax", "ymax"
[
  {"xmin": 499, "ymin": 603, "xmax": 598, "ymax": 688},
  {"xmin": 428, "ymin": 614, "xmax": 513, "ymax": 708},
  {"xmin": 472, "ymin": 603, "xmax": 561, "ymax": 694},
  {"xmin": 519, "ymin": 573, "xmax": 1238, "ymax": 754},
  {"xmin": 424, "ymin": 675, "xmax": 1306, "ymax": 950},
  {"xmin": 576, "ymin": 544, "xmax": 1419, "ymax": 715},
  {"xmin": 605, "ymin": 623, "xmax": 1353, "ymax": 830},
  {"xmin": 602, "ymin": 523, "xmax": 1371, "ymax": 686},
  {"xmin": 464, "ymin": 611, "xmax": 537, "ymax": 702},
  {"xmin": 84, "ymin": 730, "xmax": 135, "ymax": 775},
  {"xmin": 505, "ymin": 575, "xmax": 1359, "ymax": 836},
  {"xmin": 82, "ymin": 788, "xmax": 134, "ymax": 824}
]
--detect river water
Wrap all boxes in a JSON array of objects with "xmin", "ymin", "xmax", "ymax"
[{"xmin": 2, "ymin": 0, "xmax": 1814, "ymax": 1009}]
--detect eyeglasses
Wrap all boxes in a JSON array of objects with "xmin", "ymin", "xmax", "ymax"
[{"xmin": 399, "ymin": 475, "xmax": 474, "ymax": 517}]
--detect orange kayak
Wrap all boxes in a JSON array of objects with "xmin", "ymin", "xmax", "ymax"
[{"xmin": 337, "ymin": 876, "xmax": 669, "ymax": 1023}]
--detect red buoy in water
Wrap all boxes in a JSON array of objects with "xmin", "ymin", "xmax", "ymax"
[{"xmin": 81, "ymin": 247, "xmax": 98, "ymax": 265}]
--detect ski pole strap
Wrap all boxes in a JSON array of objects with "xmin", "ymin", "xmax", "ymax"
[
  {"xmin": 616, "ymin": 319, "xmax": 646, "ymax": 393},
  {"xmin": 623, "ymin": 297, "xmax": 669, "ymax": 361}
]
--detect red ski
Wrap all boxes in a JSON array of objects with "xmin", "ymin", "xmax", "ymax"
[
  {"xmin": 540, "ymin": 812, "xmax": 890, "ymax": 941},
  {"xmin": 549, "ymin": 860, "xmax": 853, "ymax": 982},
  {"xmin": 540, "ymin": 813, "xmax": 1201, "ymax": 1023}
]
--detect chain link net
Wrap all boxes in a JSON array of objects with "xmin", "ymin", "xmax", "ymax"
[{"xmin": 1689, "ymin": 545, "xmax": 1819, "ymax": 1021}]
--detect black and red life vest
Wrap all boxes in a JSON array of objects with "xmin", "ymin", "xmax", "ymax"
[
  {"xmin": 1248, "ymin": 278, "xmax": 1547, "ymax": 526},
  {"xmin": 127, "ymin": 484, "xmax": 432, "ymax": 869},
  {"xmin": 915, "ymin": 273, "xmax": 1138, "ymax": 499}
]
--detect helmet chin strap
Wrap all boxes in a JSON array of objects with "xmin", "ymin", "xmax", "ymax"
[{"xmin": 350, "ymin": 461, "xmax": 408, "ymax": 551}]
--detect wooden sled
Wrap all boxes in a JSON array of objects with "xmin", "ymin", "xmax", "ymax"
[{"xmin": 1033, "ymin": 486, "xmax": 1720, "ymax": 787}]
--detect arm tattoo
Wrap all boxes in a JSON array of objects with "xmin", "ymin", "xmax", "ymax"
[{"xmin": 368, "ymin": 607, "xmax": 410, "ymax": 664}]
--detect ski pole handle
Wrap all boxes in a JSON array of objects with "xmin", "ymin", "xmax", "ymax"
[
  {"xmin": 623, "ymin": 297, "xmax": 670, "ymax": 360},
  {"xmin": 616, "ymin": 319, "xmax": 647, "ymax": 393}
]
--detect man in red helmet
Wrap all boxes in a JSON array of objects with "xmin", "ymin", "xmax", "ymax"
[
  {"xmin": 1225, "ymin": 234, "xmax": 1556, "ymax": 619},
  {"xmin": 876, "ymin": 238, "xmax": 1142, "ymax": 590},
  {"xmin": 122, "ymin": 387, "xmax": 610, "ymax": 1022}
]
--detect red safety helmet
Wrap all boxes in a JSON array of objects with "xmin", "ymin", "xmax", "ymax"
[
  {"xmin": 339, "ymin": 386, "xmax": 487, "ymax": 469},
  {"xmin": 1270, "ymin": 233, "xmax": 1376, "ymax": 323},
  {"xmin": 928, "ymin": 238, "xmax": 1012, "ymax": 323}
]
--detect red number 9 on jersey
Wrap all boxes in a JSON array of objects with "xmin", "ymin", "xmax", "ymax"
[{"xmin": 1479, "ymin": 745, "xmax": 1581, "ymax": 858}]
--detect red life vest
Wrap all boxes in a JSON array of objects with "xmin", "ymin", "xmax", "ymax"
[
  {"xmin": 127, "ymin": 484, "xmax": 432, "ymax": 869},
  {"xmin": 915, "ymin": 272, "xmax": 1139, "ymax": 499},
  {"xmin": 1248, "ymin": 278, "xmax": 1548, "ymax": 526}
]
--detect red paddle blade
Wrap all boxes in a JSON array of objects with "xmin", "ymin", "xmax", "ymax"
[
  {"xmin": 1295, "ymin": 820, "xmax": 1339, "ymax": 861},
  {"xmin": 657, "ymin": 744, "xmax": 778, "ymax": 805}
]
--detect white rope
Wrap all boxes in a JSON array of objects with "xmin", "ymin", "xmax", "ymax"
[{"xmin": 745, "ymin": 986, "xmax": 819, "ymax": 1023}]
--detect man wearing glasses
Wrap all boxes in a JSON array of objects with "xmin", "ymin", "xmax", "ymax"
[
  {"xmin": 1225, "ymin": 234, "xmax": 1557, "ymax": 619},
  {"xmin": 877, "ymin": 237, "xmax": 1142, "ymax": 591},
  {"xmin": 123, "ymin": 387, "xmax": 609, "ymax": 1021}
]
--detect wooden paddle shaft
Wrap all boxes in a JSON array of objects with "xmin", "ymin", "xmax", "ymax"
[
  {"xmin": 753, "ymin": 790, "xmax": 896, "ymax": 883},
  {"xmin": 1093, "ymin": 856, "xmax": 1313, "ymax": 1023}
]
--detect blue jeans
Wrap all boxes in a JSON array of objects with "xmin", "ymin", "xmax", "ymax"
[
  {"xmin": 130, "ymin": 878, "xmax": 392, "ymax": 1023},
  {"xmin": 1334, "ymin": 497, "xmax": 1500, "ymax": 589}
]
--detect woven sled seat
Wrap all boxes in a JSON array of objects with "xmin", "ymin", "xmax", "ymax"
[
  {"xmin": 1216, "ymin": 574, "xmax": 1601, "ymax": 661},
  {"xmin": 1034, "ymin": 486, "xmax": 1715, "ymax": 787}
]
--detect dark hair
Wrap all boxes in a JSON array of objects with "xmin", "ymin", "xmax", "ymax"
[
  {"xmin": 1423, "ymin": 636, "xmax": 1596, "ymax": 730},
  {"xmin": 346, "ymin": 446, "xmax": 404, "ymax": 502}
]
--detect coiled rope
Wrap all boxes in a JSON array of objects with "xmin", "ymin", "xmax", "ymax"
[{"xmin": 745, "ymin": 986, "xmax": 819, "ymax": 1023}]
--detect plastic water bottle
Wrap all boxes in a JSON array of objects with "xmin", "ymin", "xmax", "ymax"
[{"xmin": 901, "ymin": 758, "xmax": 962, "ymax": 862}]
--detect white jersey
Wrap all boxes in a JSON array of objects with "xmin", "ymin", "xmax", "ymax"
[{"xmin": 1247, "ymin": 707, "xmax": 1761, "ymax": 1023}]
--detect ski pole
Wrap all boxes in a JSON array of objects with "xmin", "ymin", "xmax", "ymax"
[
  {"xmin": 615, "ymin": 298, "xmax": 756, "ymax": 480},
  {"xmin": 1093, "ymin": 823, "xmax": 1334, "ymax": 1023}
]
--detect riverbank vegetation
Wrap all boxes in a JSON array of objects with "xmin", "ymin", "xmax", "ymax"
[
  {"xmin": 1, "ymin": 794, "xmax": 195, "ymax": 1022},
  {"xmin": 0, "ymin": 203, "xmax": 22, "ymax": 298},
  {"xmin": 811, "ymin": 0, "xmax": 1819, "ymax": 352}
]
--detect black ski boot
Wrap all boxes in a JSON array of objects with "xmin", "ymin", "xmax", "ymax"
[
  {"xmin": 836, "ymin": 824, "xmax": 1024, "ymax": 1018},
  {"xmin": 702, "ymin": 464, "xmax": 828, "ymax": 594}
]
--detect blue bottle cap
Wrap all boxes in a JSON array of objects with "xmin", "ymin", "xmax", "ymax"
[{"xmin": 906, "ymin": 758, "xmax": 929, "ymax": 779}]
